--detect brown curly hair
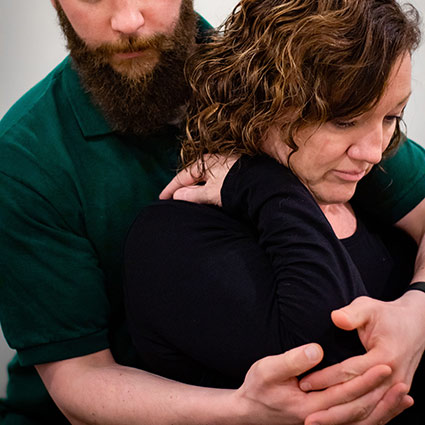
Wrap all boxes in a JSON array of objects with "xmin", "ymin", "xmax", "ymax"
[{"xmin": 181, "ymin": 0, "xmax": 421, "ymax": 171}]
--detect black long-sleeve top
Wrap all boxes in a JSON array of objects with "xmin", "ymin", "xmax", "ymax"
[{"xmin": 124, "ymin": 155, "xmax": 416, "ymax": 388}]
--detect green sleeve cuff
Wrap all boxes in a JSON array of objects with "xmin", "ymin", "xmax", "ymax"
[{"xmin": 17, "ymin": 329, "xmax": 110, "ymax": 366}]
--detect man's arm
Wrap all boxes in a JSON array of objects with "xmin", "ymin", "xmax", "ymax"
[
  {"xmin": 397, "ymin": 198, "xmax": 425, "ymax": 281},
  {"xmin": 36, "ymin": 345, "xmax": 395, "ymax": 425}
]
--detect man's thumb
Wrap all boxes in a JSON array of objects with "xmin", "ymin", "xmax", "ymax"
[
  {"xmin": 331, "ymin": 296, "xmax": 371, "ymax": 331},
  {"xmin": 280, "ymin": 343, "xmax": 324, "ymax": 378}
]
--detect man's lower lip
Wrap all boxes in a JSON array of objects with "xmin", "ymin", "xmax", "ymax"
[
  {"xmin": 332, "ymin": 170, "xmax": 366, "ymax": 181},
  {"xmin": 114, "ymin": 51, "xmax": 146, "ymax": 60}
]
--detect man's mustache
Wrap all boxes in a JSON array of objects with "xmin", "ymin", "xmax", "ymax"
[{"xmin": 91, "ymin": 34, "xmax": 174, "ymax": 57}]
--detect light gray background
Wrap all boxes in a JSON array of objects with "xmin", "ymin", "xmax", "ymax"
[{"xmin": 0, "ymin": 0, "xmax": 423, "ymax": 397}]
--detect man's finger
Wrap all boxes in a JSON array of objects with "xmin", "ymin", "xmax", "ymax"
[
  {"xmin": 305, "ymin": 365, "xmax": 393, "ymax": 424},
  {"xmin": 250, "ymin": 344, "xmax": 324, "ymax": 383},
  {"xmin": 300, "ymin": 351, "xmax": 382, "ymax": 391},
  {"xmin": 355, "ymin": 383, "xmax": 413, "ymax": 425},
  {"xmin": 305, "ymin": 382, "xmax": 412, "ymax": 425}
]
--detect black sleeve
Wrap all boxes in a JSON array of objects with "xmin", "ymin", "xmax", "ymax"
[{"xmin": 221, "ymin": 156, "xmax": 367, "ymax": 360}]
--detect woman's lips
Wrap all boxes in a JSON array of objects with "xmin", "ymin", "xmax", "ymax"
[{"xmin": 332, "ymin": 169, "xmax": 366, "ymax": 182}]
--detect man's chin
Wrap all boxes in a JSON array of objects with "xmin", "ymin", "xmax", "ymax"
[{"xmin": 110, "ymin": 50, "xmax": 160, "ymax": 80}]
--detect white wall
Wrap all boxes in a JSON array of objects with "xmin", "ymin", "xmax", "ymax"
[
  {"xmin": 0, "ymin": 0, "xmax": 424, "ymax": 398},
  {"xmin": 403, "ymin": 0, "xmax": 425, "ymax": 144}
]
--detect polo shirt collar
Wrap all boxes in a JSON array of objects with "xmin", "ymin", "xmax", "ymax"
[{"xmin": 63, "ymin": 57, "xmax": 113, "ymax": 138}]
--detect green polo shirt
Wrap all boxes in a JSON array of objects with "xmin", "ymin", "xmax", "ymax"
[
  {"xmin": 354, "ymin": 139, "xmax": 425, "ymax": 223},
  {"xmin": 0, "ymin": 16, "xmax": 424, "ymax": 424},
  {"xmin": 0, "ymin": 55, "xmax": 182, "ymax": 423},
  {"xmin": 0, "ymin": 17, "xmax": 214, "ymax": 425}
]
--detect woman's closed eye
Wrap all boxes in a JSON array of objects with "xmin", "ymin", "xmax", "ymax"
[{"xmin": 332, "ymin": 119, "xmax": 357, "ymax": 129}]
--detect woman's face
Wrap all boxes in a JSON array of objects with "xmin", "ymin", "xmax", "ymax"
[{"xmin": 271, "ymin": 54, "xmax": 412, "ymax": 207}]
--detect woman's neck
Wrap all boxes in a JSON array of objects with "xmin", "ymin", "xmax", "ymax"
[{"xmin": 319, "ymin": 203, "xmax": 357, "ymax": 239}]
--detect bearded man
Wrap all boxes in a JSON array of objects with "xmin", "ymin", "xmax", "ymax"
[{"xmin": 0, "ymin": 1, "xmax": 425, "ymax": 424}]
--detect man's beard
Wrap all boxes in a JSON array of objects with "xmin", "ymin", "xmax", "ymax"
[{"xmin": 55, "ymin": 0, "xmax": 197, "ymax": 136}]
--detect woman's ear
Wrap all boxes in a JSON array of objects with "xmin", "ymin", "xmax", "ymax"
[{"xmin": 261, "ymin": 126, "xmax": 292, "ymax": 166}]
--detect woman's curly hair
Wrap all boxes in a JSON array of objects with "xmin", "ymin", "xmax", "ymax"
[{"xmin": 181, "ymin": 0, "xmax": 421, "ymax": 171}]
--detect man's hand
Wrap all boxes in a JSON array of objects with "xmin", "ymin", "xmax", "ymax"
[
  {"xmin": 300, "ymin": 292, "xmax": 425, "ymax": 424},
  {"xmin": 160, "ymin": 154, "xmax": 238, "ymax": 206},
  {"xmin": 304, "ymin": 382, "xmax": 412, "ymax": 425},
  {"xmin": 235, "ymin": 343, "xmax": 395, "ymax": 425}
]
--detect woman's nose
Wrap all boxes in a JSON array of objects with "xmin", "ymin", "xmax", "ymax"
[{"xmin": 347, "ymin": 126, "xmax": 386, "ymax": 165}]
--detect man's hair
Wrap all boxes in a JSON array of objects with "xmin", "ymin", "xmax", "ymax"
[{"xmin": 181, "ymin": 0, "xmax": 421, "ymax": 168}]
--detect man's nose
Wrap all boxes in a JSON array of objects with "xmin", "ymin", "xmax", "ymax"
[{"xmin": 110, "ymin": 1, "xmax": 145, "ymax": 36}]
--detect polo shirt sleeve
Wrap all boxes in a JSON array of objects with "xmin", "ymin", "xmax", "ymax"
[
  {"xmin": 353, "ymin": 138, "xmax": 425, "ymax": 224},
  {"xmin": 0, "ymin": 139, "xmax": 110, "ymax": 367}
]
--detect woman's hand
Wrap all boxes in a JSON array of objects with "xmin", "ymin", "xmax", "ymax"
[
  {"xmin": 160, "ymin": 130, "xmax": 292, "ymax": 205},
  {"xmin": 160, "ymin": 154, "xmax": 239, "ymax": 206},
  {"xmin": 300, "ymin": 292, "xmax": 425, "ymax": 424}
]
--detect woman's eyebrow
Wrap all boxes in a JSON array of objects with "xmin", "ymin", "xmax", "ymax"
[{"xmin": 395, "ymin": 92, "xmax": 412, "ymax": 108}]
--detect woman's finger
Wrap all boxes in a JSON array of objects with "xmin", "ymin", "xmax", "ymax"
[
  {"xmin": 159, "ymin": 166, "xmax": 202, "ymax": 199},
  {"xmin": 172, "ymin": 186, "xmax": 218, "ymax": 205}
]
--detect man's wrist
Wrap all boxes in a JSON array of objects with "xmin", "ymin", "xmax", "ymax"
[
  {"xmin": 405, "ymin": 281, "xmax": 425, "ymax": 294},
  {"xmin": 401, "ymin": 285, "xmax": 425, "ymax": 326}
]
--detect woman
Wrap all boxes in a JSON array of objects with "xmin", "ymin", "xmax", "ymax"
[{"xmin": 124, "ymin": 0, "xmax": 422, "ymax": 420}]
